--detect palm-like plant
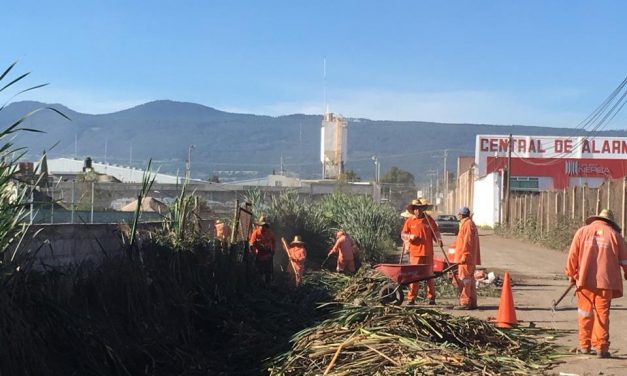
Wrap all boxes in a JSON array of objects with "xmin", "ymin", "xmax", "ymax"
[
  {"xmin": 0, "ymin": 62, "xmax": 69, "ymax": 256},
  {"xmin": 158, "ymin": 176, "xmax": 204, "ymax": 250}
]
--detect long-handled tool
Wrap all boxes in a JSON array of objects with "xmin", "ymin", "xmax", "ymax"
[
  {"xmin": 281, "ymin": 237, "xmax": 302, "ymax": 285},
  {"xmin": 281, "ymin": 238, "xmax": 298, "ymax": 275},
  {"xmin": 551, "ymin": 282, "xmax": 576, "ymax": 311},
  {"xmin": 399, "ymin": 242, "xmax": 407, "ymax": 265},
  {"xmin": 321, "ymin": 253, "xmax": 332, "ymax": 268}
]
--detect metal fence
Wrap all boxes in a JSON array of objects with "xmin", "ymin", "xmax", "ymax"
[{"xmin": 28, "ymin": 208, "xmax": 163, "ymax": 224}]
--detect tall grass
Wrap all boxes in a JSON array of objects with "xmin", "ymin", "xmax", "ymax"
[
  {"xmin": 496, "ymin": 215, "xmax": 580, "ymax": 252},
  {"xmin": 317, "ymin": 192, "xmax": 401, "ymax": 262},
  {"xmin": 128, "ymin": 158, "xmax": 156, "ymax": 248},
  {"xmin": 262, "ymin": 190, "xmax": 401, "ymax": 263},
  {"xmin": 160, "ymin": 176, "xmax": 203, "ymax": 249}
]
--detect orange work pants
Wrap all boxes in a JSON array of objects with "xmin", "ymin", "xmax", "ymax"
[
  {"xmin": 576, "ymin": 287, "xmax": 612, "ymax": 352},
  {"xmin": 407, "ymin": 255, "xmax": 435, "ymax": 301},
  {"xmin": 336, "ymin": 258, "xmax": 355, "ymax": 273},
  {"xmin": 457, "ymin": 263, "xmax": 476, "ymax": 307},
  {"xmin": 289, "ymin": 262, "xmax": 305, "ymax": 286}
]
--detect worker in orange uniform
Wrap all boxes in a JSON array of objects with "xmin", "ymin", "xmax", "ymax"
[
  {"xmin": 401, "ymin": 198, "xmax": 443, "ymax": 305},
  {"xmin": 399, "ymin": 210, "xmax": 414, "ymax": 263},
  {"xmin": 328, "ymin": 230, "xmax": 355, "ymax": 273},
  {"xmin": 214, "ymin": 219, "xmax": 231, "ymax": 243},
  {"xmin": 249, "ymin": 216, "xmax": 276, "ymax": 285},
  {"xmin": 287, "ymin": 235, "xmax": 307, "ymax": 286},
  {"xmin": 565, "ymin": 209, "xmax": 627, "ymax": 358},
  {"xmin": 453, "ymin": 207, "xmax": 481, "ymax": 310}
]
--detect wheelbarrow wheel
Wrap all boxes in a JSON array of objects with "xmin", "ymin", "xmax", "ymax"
[{"xmin": 379, "ymin": 283, "xmax": 404, "ymax": 305}]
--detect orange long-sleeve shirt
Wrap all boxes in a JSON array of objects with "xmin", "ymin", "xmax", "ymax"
[
  {"xmin": 215, "ymin": 222, "xmax": 231, "ymax": 241},
  {"xmin": 288, "ymin": 245, "xmax": 307, "ymax": 272},
  {"xmin": 566, "ymin": 220, "xmax": 627, "ymax": 298},
  {"xmin": 454, "ymin": 217, "xmax": 481, "ymax": 265},
  {"xmin": 401, "ymin": 215, "xmax": 440, "ymax": 258},
  {"xmin": 330, "ymin": 234, "xmax": 354, "ymax": 262},
  {"xmin": 249, "ymin": 227, "xmax": 276, "ymax": 261}
]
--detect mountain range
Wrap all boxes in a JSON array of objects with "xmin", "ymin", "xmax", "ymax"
[{"xmin": 4, "ymin": 100, "xmax": 627, "ymax": 183}]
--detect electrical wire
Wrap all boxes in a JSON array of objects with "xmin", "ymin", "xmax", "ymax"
[{"xmin": 507, "ymin": 75, "xmax": 627, "ymax": 168}]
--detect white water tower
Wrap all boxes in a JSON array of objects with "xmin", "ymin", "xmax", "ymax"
[{"xmin": 320, "ymin": 112, "xmax": 347, "ymax": 179}]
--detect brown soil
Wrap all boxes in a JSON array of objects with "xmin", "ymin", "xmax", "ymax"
[{"xmin": 437, "ymin": 230, "xmax": 627, "ymax": 376}]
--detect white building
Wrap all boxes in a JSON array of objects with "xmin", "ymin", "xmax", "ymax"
[
  {"xmin": 42, "ymin": 157, "xmax": 182, "ymax": 184},
  {"xmin": 472, "ymin": 134, "xmax": 627, "ymax": 227}
]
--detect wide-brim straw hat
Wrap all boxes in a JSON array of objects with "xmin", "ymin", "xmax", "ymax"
[
  {"xmin": 255, "ymin": 215, "xmax": 269, "ymax": 226},
  {"xmin": 585, "ymin": 209, "xmax": 620, "ymax": 232},
  {"xmin": 290, "ymin": 235, "xmax": 305, "ymax": 245},
  {"xmin": 406, "ymin": 198, "xmax": 432, "ymax": 211}
]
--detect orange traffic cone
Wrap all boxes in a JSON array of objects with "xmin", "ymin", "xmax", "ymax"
[{"xmin": 495, "ymin": 272, "xmax": 518, "ymax": 328}]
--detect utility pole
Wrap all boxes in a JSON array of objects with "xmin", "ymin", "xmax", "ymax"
[
  {"xmin": 186, "ymin": 144, "xmax": 195, "ymax": 181},
  {"xmin": 435, "ymin": 169, "xmax": 440, "ymax": 209},
  {"xmin": 505, "ymin": 134, "xmax": 513, "ymax": 226},
  {"xmin": 443, "ymin": 149, "xmax": 448, "ymax": 212},
  {"xmin": 371, "ymin": 155, "xmax": 380, "ymax": 183}
]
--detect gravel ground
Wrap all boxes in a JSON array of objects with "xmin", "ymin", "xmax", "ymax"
[{"xmin": 437, "ymin": 230, "xmax": 627, "ymax": 376}]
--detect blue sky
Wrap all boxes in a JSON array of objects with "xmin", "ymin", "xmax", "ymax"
[{"xmin": 3, "ymin": 1, "xmax": 627, "ymax": 127}]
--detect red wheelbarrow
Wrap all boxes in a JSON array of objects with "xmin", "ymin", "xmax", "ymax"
[{"xmin": 375, "ymin": 258, "xmax": 458, "ymax": 305}]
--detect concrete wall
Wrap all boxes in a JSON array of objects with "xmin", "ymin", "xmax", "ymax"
[
  {"xmin": 472, "ymin": 172, "xmax": 501, "ymax": 228},
  {"xmin": 455, "ymin": 168, "xmax": 474, "ymax": 212},
  {"xmin": 10, "ymin": 223, "xmax": 159, "ymax": 267},
  {"xmin": 457, "ymin": 156, "xmax": 475, "ymax": 176}
]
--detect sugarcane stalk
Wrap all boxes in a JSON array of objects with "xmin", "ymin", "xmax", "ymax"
[{"xmin": 323, "ymin": 334, "xmax": 358, "ymax": 375}]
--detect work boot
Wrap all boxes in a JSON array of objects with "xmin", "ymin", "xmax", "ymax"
[
  {"xmin": 428, "ymin": 299, "xmax": 436, "ymax": 305},
  {"xmin": 576, "ymin": 348, "xmax": 591, "ymax": 355},
  {"xmin": 597, "ymin": 351, "xmax": 611, "ymax": 359},
  {"xmin": 453, "ymin": 305, "xmax": 471, "ymax": 310},
  {"xmin": 407, "ymin": 299, "xmax": 416, "ymax": 306}
]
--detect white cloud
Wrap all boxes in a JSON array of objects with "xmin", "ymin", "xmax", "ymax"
[{"xmin": 233, "ymin": 88, "xmax": 592, "ymax": 127}]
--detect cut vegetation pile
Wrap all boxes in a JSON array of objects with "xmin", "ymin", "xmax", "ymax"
[
  {"xmin": 269, "ymin": 304, "xmax": 561, "ymax": 376},
  {"xmin": 272, "ymin": 269, "xmax": 562, "ymax": 375}
]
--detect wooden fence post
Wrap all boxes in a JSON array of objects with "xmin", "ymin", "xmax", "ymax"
[
  {"xmin": 523, "ymin": 194, "xmax": 527, "ymax": 228},
  {"xmin": 546, "ymin": 191, "xmax": 551, "ymax": 234},
  {"xmin": 596, "ymin": 186, "xmax": 601, "ymax": 216},
  {"xmin": 582, "ymin": 185, "xmax": 587, "ymax": 223},
  {"xmin": 539, "ymin": 191, "xmax": 544, "ymax": 235},
  {"xmin": 571, "ymin": 186, "xmax": 577, "ymax": 220},
  {"xmin": 607, "ymin": 179, "xmax": 612, "ymax": 210}
]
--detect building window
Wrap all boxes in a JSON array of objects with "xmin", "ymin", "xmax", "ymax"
[{"xmin": 510, "ymin": 177, "xmax": 539, "ymax": 192}]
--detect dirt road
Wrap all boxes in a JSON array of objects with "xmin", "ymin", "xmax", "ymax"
[{"xmin": 438, "ymin": 230, "xmax": 627, "ymax": 376}]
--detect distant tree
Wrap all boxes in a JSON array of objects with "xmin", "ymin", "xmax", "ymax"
[
  {"xmin": 381, "ymin": 166, "xmax": 415, "ymax": 185},
  {"xmin": 208, "ymin": 175, "xmax": 220, "ymax": 183},
  {"xmin": 339, "ymin": 170, "xmax": 361, "ymax": 182}
]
